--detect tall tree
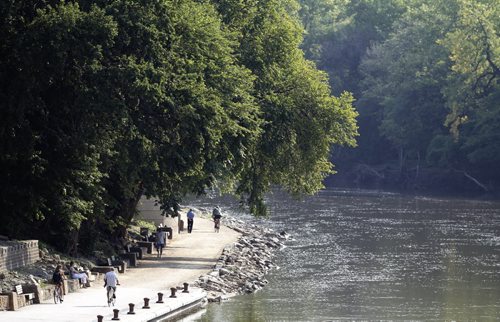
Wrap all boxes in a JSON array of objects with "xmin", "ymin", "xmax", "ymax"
[
  {"xmin": 214, "ymin": 0, "xmax": 358, "ymax": 214},
  {"xmin": 441, "ymin": 0, "xmax": 499, "ymax": 133},
  {"xmin": 359, "ymin": 1, "xmax": 456, "ymax": 178},
  {"xmin": 440, "ymin": 0, "xmax": 500, "ymax": 187},
  {"xmin": 95, "ymin": 0, "xmax": 262, "ymax": 230},
  {"xmin": 0, "ymin": 1, "xmax": 118, "ymax": 252}
]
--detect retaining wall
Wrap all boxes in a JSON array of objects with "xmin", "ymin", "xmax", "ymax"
[
  {"xmin": 136, "ymin": 196, "xmax": 179, "ymax": 232},
  {"xmin": 0, "ymin": 294, "xmax": 8, "ymax": 311},
  {"xmin": 0, "ymin": 240, "xmax": 39, "ymax": 272}
]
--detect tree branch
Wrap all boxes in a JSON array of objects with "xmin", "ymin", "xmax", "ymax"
[{"xmin": 455, "ymin": 169, "xmax": 489, "ymax": 192}]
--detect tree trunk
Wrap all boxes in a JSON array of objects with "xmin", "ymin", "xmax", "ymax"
[
  {"xmin": 415, "ymin": 151, "xmax": 420, "ymax": 181},
  {"xmin": 66, "ymin": 229, "xmax": 79, "ymax": 256},
  {"xmin": 399, "ymin": 147, "xmax": 405, "ymax": 175},
  {"xmin": 115, "ymin": 181, "xmax": 145, "ymax": 238},
  {"xmin": 462, "ymin": 171, "xmax": 489, "ymax": 192}
]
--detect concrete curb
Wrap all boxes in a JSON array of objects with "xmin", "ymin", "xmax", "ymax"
[{"xmin": 93, "ymin": 288, "xmax": 205, "ymax": 322}]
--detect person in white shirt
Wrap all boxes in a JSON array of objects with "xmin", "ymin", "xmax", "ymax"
[
  {"xmin": 104, "ymin": 267, "xmax": 119, "ymax": 304},
  {"xmin": 155, "ymin": 227, "xmax": 167, "ymax": 258}
]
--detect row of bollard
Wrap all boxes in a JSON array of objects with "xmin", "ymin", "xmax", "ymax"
[{"xmin": 97, "ymin": 283, "xmax": 190, "ymax": 321}]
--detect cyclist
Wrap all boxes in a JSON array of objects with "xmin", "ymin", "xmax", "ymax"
[
  {"xmin": 52, "ymin": 264, "xmax": 65, "ymax": 303},
  {"xmin": 104, "ymin": 267, "xmax": 119, "ymax": 305},
  {"xmin": 212, "ymin": 206, "xmax": 222, "ymax": 233}
]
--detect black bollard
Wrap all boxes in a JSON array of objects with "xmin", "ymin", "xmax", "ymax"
[
  {"xmin": 169, "ymin": 287, "xmax": 177, "ymax": 298},
  {"xmin": 97, "ymin": 315, "xmax": 104, "ymax": 322},
  {"xmin": 142, "ymin": 297, "xmax": 150, "ymax": 309},
  {"xmin": 111, "ymin": 309, "xmax": 120, "ymax": 321},
  {"xmin": 183, "ymin": 282, "xmax": 190, "ymax": 293},
  {"xmin": 156, "ymin": 292, "xmax": 164, "ymax": 303},
  {"xmin": 127, "ymin": 303, "xmax": 136, "ymax": 315}
]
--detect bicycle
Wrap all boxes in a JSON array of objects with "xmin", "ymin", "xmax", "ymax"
[
  {"xmin": 106, "ymin": 286, "xmax": 116, "ymax": 306},
  {"xmin": 214, "ymin": 218, "xmax": 221, "ymax": 233},
  {"xmin": 53, "ymin": 284, "xmax": 64, "ymax": 304},
  {"xmin": 107, "ymin": 286, "xmax": 116, "ymax": 306}
]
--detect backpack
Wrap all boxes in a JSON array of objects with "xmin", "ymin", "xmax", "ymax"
[{"xmin": 212, "ymin": 208, "xmax": 221, "ymax": 219}]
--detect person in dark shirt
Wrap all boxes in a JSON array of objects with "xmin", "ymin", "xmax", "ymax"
[
  {"xmin": 187, "ymin": 209, "xmax": 195, "ymax": 233},
  {"xmin": 212, "ymin": 206, "xmax": 222, "ymax": 233},
  {"xmin": 53, "ymin": 264, "xmax": 64, "ymax": 285},
  {"xmin": 52, "ymin": 264, "xmax": 65, "ymax": 302}
]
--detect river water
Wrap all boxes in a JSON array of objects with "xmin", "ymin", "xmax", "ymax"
[{"xmin": 186, "ymin": 188, "xmax": 500, "ymax": 321}]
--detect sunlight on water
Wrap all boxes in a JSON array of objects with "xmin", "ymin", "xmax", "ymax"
[{"xmin": 186, "ymin": 189, "xmax": 500, "ymax": 321}]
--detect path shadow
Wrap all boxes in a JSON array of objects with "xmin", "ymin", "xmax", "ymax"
[
  {"xmin": 139, "ymin": 261, "xmax": 213, "ymax": 270},
  {"xmin": 147, "ymin": 256, "xmax": 215, "ymax": 262},
  {"xmin": 138, "ymin": 255, "xmax": 216, "ymax": 270}
]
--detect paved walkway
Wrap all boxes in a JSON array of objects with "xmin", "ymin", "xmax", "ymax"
[{"xmin": 0, "ymin": 217, "xmax": 240, "ymax": 322}]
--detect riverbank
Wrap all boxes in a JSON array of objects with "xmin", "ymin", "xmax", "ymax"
[
  {"xmin": 193, "ymin": 214, "xmax": 289, "ymax": 302},
  {"xmin": 0, "ymin": 216, "xmax": 240, "ymax": 321},
  {"xmin": 0, "ymin": 207, "xmax": 288, "ymax": 321}
]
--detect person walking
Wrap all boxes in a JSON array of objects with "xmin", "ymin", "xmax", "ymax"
[
  {"xmin": 187, "ymin": 208, "xmax": 195, "ymax": 233},
  {"xmin": 155, "ymin": 227, "xmax": 167, "ymax": 258}
]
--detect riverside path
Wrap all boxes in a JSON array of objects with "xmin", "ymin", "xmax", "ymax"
[{"xmin": 0, "ymin": 217, "xmax": 240, "ymax": 322}]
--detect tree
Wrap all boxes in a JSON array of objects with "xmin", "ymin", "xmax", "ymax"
[
  {"xmin": 0, "ymin": 1, "xmax": 118, "ymax": 252},
  {"xmin": 359, "ymin": 1, "xmax": 456, "ymax": 177},
  {"xmin": 214, "ymin": 0, "xmax": 358, "ymax": 214},
  {"xmin": 441, "ymin": 0, "xmax": 499, "ymax": 134},
  {"xmin": 95, "ymin": 0, "xmax": 262, "ymax": 231},
  {"xmin": 0, "ymin": 0, "xmax": 359, "ymax": 252},
  {"xmin": 438, "ymin": 0, "xmax": 500, "ymax": 187}
]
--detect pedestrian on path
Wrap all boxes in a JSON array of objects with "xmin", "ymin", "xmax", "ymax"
[
  {"xmin": 187, "ymin": 209, "xmax": 195, "ymax": 233},
  {"xmin": 155, "ymin": 227, "xmax": 167, "ymax": 258}
]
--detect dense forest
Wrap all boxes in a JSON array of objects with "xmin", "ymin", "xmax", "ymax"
[
  {"xmin": 299, "ymin": 0, "xmax": 499, "ymax": 194},
  {"xmin": 0, "ymin": 0, "xmax": 358, "ymax": 253},
  {"xmin": 1, "ymin": 0, "xmax": 498, "ymax": 254}
]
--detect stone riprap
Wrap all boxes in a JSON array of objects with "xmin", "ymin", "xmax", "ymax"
[{"xmin": 194, "ymin": 217, "xmax": 289, "ymax": 302}]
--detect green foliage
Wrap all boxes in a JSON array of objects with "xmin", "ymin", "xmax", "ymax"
[
  {"xmin": 0, "ymin": 0, "xmax": 357, "ymax": 250},
  {"xmin": 0, "ymin": 1, "xmax": 118, "ymax": 251},
  {"xmin": 300, "ymin": 0, "xmax": 407, "ymax": 94},
  {"xmin": 297, "ymin": 0, "xmax": 500, "ymax": 191},
  {"xmin": 214, "ymin": 0, "xmax": 358, "ymax": 215},
  {"xmin": 440, "ymin": 0, "xmax": 500, "ymax": 172},
  {"xmin": 130, "ymin": 219, "xmax": 156, "ymax": 234},
  {"xmin": 360, "ymin": 1, "xmax": 454, "ymax": 158}
]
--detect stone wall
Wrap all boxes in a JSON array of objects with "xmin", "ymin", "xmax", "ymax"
[
  {"xmin": 136, "ymin": 196, "xmax": 179, "ymax": 232},
  {"xmin": 0, "ymin": 294, "xmax": 8, "ymax": 311},
  {"xmin": 0, "ymin": 240, "xmax": 39, "ymax": 272}
]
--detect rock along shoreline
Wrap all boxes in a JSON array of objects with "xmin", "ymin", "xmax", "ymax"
[{"xmin": 191, "ymin": 210, "xmax": 289, "ymax": 303}]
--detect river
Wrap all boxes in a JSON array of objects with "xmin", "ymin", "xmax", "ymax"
[{"xmin": 185, "ymin": 188, "xmax": 500, "ymax": 321}]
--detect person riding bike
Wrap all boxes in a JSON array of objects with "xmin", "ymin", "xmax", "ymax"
[
  {"xmin": 52, "ymin": 264, "xmax": 65, "ymax": 303},
  {"xmin": 212, "ymin": 206, "xmax": 222, "ymax": 233},
  {"xmin": 104, "ymin": 267, "xmax": 120, "ymax": 305}
]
